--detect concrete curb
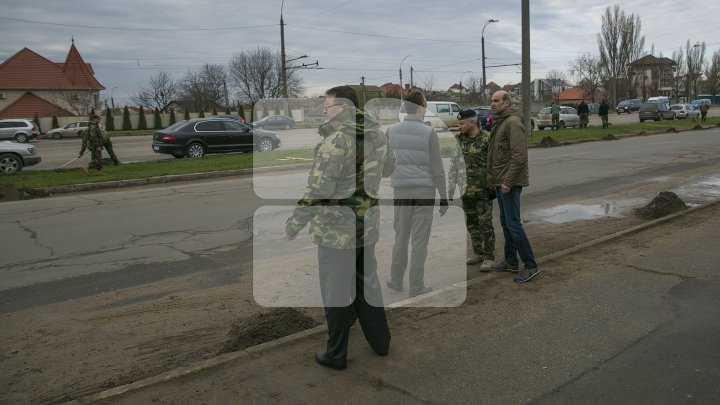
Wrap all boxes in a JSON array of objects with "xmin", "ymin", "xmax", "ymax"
[
  {"xmin": 38, "ymin": 163, "xmax": 313, "ymax": 195},
  {"xmin": 66, "ymin": 198, "xmax": 720, "ymax": 404}
]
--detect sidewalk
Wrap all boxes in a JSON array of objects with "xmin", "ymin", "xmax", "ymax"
[{"xmin": 77, "ymin": 201, "xmax": 720, "ymax": 404}]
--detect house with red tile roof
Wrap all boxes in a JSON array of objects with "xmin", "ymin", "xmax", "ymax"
[{"xmin": 0, "ymin": 39, "xmax": 104, "ymax": 119}]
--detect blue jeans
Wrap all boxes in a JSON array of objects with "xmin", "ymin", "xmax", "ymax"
[{"xmin": 496, "ymin": 186, "xmax": 537, "ymax": 269}]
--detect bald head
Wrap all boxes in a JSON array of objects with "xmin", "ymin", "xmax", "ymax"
[{"xmin": 490, "ymin": 90, "xmax": 512, "ymax": 114}]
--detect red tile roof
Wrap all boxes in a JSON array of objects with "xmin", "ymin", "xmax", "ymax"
[
  {"xmin": 0, "ymin": 43, "xmax": 104, "ymax": 90},
  {"xmin": 0, "ymin": 92, "xmax": 74, "ymax": 118}
]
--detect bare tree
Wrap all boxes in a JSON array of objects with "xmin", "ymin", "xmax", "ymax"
[
  {"xmin": 53, "ymin": 89, "xmax": 97, "ymax": 116},
  {"xmin": 686, "ymin": 40, "xmax": 706, "ymax": 100},
  {"xmin": 569, "ymin": 53, "xmax": 604, "ymax": 102},
  {"xmin": 227, "ymin": 47, "xmax": 303, "ymax": 108},
  {"xmin": 597, "ymin": 4, "xmax": 645, "ymax": 106},
  {"xmin": 421, "ymin": 74, "xmax": 437, "ymax": 93},
  {"xmin": 176, "ymin": 64, "xmax": 228, "ymax": 113},
  {"xmin": 704, "ymin": 49, "xmax": 720, "ymax": 101},
  {"xmin": 546, "ymin": 69, "xmax": 568, "ymax": 103},
  {"xmin": 670, "ymin": 48, "xmax": 685, "ymax": 103},
  {"xmin": 130, "ymin": 70, "xmax": 178, "ymax": 112}
]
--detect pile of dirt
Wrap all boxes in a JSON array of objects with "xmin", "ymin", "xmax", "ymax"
[
  {"xmin": 538, "ymin": 136, "xmax": 559, "ymax": 148},
  {"xmin": 634, "ymin": 191, "xmax": 689, "ymax": 219},
  {"xmin": 0, "ymin": 184, "xmax": 48, "ymax": 202},
  {"xmin": 219, "ymin": 308, "xmax": 321, "ymax": 354},
  {"xmin": 602, "ymin": 134, "xmax": 619, "ymax": 140}
]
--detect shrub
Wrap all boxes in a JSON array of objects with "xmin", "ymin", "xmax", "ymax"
[
  {"xmin": 169, "ymin": 109, "xmax": 177, "ymax": 126},
  {"xmin": 153, "ymin": 108, "xmax": 162, "ymax": 129},
  {"xmin": 33, "ymin": 112, "xmax": 42, "ymax": 134},
  {"xmin": 105, "ymin": 108, "xmax": 115, "ymax": 131},
  {"xmin": 51, "ymin": 114, "xmax": 59, "ymax": 130},
  {"xmin": 137, "ymin": 106, "xmax": 147, "ymax": 130},
  {"xmin": 183, "ymin": 109, "xmax": 190, "ymax": 120}
]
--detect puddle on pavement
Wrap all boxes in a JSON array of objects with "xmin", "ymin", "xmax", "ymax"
[
  {"xmin": 674, "ymin": 173, "xmax": 720, "ymax": 202},
  {"xmin": 528, "ymin": 199, "xmax": 645, "ymax": 224}
]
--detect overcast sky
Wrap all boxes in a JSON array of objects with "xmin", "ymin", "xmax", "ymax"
[{"xmin": 1, "ymin": 0, "xmax": 718, "ymax": 106}]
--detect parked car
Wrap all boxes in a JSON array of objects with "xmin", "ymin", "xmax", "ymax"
[
  {"xmin": 152, "ymin": 117, "xmax": 281, "ymax": 158},
  {"xmin": 471, "ymin": 106, "xmax": 495, "ymax": 131},
  {"xmin": 0, "ymin": 141, "xmax": 42, "ymax": 173},
  {"xmin": 587, "ymin": 103, "xmax": 600, "ymax": 115},
  {"xmin": 222, "ymin": 114, "xmax": 246, "ymax": 123},
  {"xmin": 683, "ymin": 104, "xmax": 701, "ymax": 120},
  {"xmin": 0, "ymin": 119, "xmax": 39, "ymax": 143},
  {"xmin": 536, "ymin": 106, "xmax": 580, "ymax": 130},
  {"xmin": 669, "ymin": 104, "xmax": 700, "ymax": 119},
  {"xmin": 251, "ymin": 115, "xmax": 295, "ymax": 130},
  {"xmin": 691, "ymin": 99, "xmax": 712, "ymax": 109},
  {"xmin": 399, "ymin": 101, "xmax": 462, "ymax": 130},
  {"xmin": 639, "ymin": 102, "xmax": 675, "ymax": 122},
  {"xmin": 45, "ymin": 121, "xmax": 89, "ymax": 139},
  {"xmin": 647, "ymin": 96, "xmax": 670, "ymax": 105},
  {"xmin": 616, "ymin": 99, "xmax": 642, "ymax": 114}
]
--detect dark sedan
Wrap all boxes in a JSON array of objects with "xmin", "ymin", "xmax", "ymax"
[
  {"xmin": 152, "ymin": 117, "xmax": 281, "ymax": 158},
  {"xmin": 251, "ymin": 115, "xmax": 295, "ymax": 130},
  {"xmin": 472, "ymin": 107, "xmax": 495, "ymax": 131}
]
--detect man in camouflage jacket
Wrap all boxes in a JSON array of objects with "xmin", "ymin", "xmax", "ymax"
[
  {"xmin": 284, "ymin": 86, "xmax": 395, "ymax": 370},
  {"xmin": 78, "ymin": 115, "xmax": 105, "ymax": 176},
  {"xmin": 448, "ymin": 109, "xmax": 496, "ymax": 269}
]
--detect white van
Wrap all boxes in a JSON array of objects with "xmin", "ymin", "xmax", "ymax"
[
  {"xmin": 647, "ymin": 96, "xmax": 669, "ymax": 105},
  {"xmin": 399, "ymin": 101, "xmax": 461, "ymax": 129}
]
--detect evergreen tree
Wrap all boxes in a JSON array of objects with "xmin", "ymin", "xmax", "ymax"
[
  {"xmin": 225, "ymin": 105, "xmax": 231, "ymax": 114},
  {"xmin": 238, "ymin": 104, "xmax": 246, "ymax": 122},
  {"xmin": 154, "ymin": 108, "xmax": 162, "ymax": 129},
  {"xmin": 274, "ymin": 103, "xmax": 281, "ymax": 115},
  {"xmin": 89, "ymin": 107, "xmax": 96, "ymax": 118},
  {"xmin": 183, "ymin": 109, "xmax": 190, "ymax": 120},
  {"xmin": 51, "ymin": 114, "xmax": 59, "ymax": 130},
  {"xmin": 105, "ymin": 108, "xmax": 115, "ymax": 131},
  {"xmin": 169, "ymin": 109, "xmax": 177, "ymax": 126},
  {"xmin": 137, "ymin": 106, "xmax": 148, "ymax": 130},
  {"xmin": 212, "ymin": 107, "xmax": 218, "ymax": 116},
  {"xmin": 33, "ymin": 112, "xmax": 42, "ymax": 134},
  {"xmin": 199, "ymin": 108, "xmax": 205, "ymax": 118},
  {"xmin": 122, "ymin": 106, "xmax": 132, "ymax": 130}
]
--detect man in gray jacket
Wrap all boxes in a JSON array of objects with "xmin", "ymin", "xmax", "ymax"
[
  {"xmin": 487, "ymin": 90, "xmax": 540, "ymax": 283},
  {"xmin": 386, "ymin": 90, "xmax": 448, "ymax": 297}
]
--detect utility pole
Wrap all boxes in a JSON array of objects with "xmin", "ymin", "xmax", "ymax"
[
  {"xmin": 521, "ymin": 0, "xmax": 531, "ymax": 134},
  {"xmin": 410, "ymin": 66, "xmax": 414, "ymax": 89},
  {"xmin": 280, "ymin": 0, "xmax": 288, "ymax": 98},
  {"xmin": 482, "ymin": 19, "xmax": 499, "ymax": 93}
]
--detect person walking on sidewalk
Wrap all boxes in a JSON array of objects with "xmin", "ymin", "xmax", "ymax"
[
  {"xmin": 448, "ymin": 109, "xmax": 496, "ymax": 270},
  {"xmin": 284, "ymin": 86, "xmax": 395, "ymax": 370},
  {"xmin": 386, "ymin": 90, "xmax": 448, "ymax": 298},
  {"xmin": 599, "ymin": 99, "xmax": 610, "ymax": 129},
  {"xmin": 699, "ymin": 102, "xmax": 709, "ymax": 122},
  {"xmin": 78, "ymin": 114, "xmax": 105, "ymax": 176},
  {"xmin": 550, "ymin": 102, "xmax": 560, "ymax": 130},
  {"xmin": 577, "ymin": 100, "xmax": 589, "ymax": 128},
  {"xmin": 487, "ymin": 91, "xmax": 540, "ymax": 283}
]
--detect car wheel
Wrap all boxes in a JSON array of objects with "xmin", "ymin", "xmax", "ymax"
[
  {"xmin": 52, "ymin": 132, "xmax": 62, "ymax": 139},
  {"xmin": 558, "ymin": 121, "xmax": 566, "ymax": 129},
  {"xmin": 15, "ymin": 133, "xmax": 28, "ymax": 143},
  {"xmin": 186, "ymin": 143, "xmax": 205, "ymax": 158},
  {"xmin": 257, "ymin": 138, "xmax": 274, "ymax": 152},
  {"xmin": 0, "ymin": 153, "xmax": 22, "ymax": 173},
  {"xmin": 283, "ymin": 124, "xmax": 291, "ymax": 130}
]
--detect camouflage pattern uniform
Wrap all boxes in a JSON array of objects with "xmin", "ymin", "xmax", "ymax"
[
  {"xmin": 448, "ymin": 129, "xmax": 496, "ymax": 261},
  {"xmin": 79, "ymin": 118, "xmax": 104, "ymax": 173},
  {"xmin": 285, "ymin": 107, "xmax": 395, "ymax": 247}
]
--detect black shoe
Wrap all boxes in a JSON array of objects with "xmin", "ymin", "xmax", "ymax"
[
  {"xmin": 386, "ymin": 280, "xmax": 404, "ymax": 292},
  {"xmin": 490, "ymin": 260, "xmax": 519, "ymax": 273},
  {"xmin": 409, "ymin": 286, "xmax": 432, "ymax": 298},
  {"xmin": 514, "ymin": 266, "xmax": 541, "ymax": 283},
  {"xmin": 315, "ymin": 352, "xmax": 346, "ymax": 370}
]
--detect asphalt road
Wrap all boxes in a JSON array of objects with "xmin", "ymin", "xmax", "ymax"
[{"xmin": 2, "ymin": 128, "xmax": 720, "ymax": 312}]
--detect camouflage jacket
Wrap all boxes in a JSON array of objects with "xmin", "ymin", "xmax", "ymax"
[
  {"xmin": 448, "ymin": 128, "xmax": 494, "ymax": 199},
  {"xmin": 285, "ymin": 108, "xmax": 395, "ymax": 248},
  {"xmin": 79, "ymin": 124, "xmax": 103, "ymax": 155}
]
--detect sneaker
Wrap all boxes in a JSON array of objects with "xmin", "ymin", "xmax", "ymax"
[
  {"xmin": 409, "ymin": 286, "xmax": 432, "ymax": 298},
  {"xmin": 466, "ymin": 255, "xmax": 484, "ymax": 265},
  {"xmin": 490, "ymin": 260, "xmax": 519, "ymax": 272},
  {"xmin": 514, "ymin": 266, "xmax": 541, "ymax": 283},
  {"xmin": 386, "ymin": 279, "xmax": 404, "ymax": 292},
  {"xmin": 479, "ymin": 260, "xmax": 495, "ymax": 273}
]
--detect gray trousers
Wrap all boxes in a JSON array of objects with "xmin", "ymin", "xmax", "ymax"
[{"xmin": 390, "ymin": 187, "xmax": 435, "ymax": 292}]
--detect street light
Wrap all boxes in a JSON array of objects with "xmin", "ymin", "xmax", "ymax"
[
  {"xmin": 399, "ymin": 54, "xmax": 411, "ymax": 103},
  {"xmin": 482, "ymin": 19, "xmax": 499, "ymax": 94}
]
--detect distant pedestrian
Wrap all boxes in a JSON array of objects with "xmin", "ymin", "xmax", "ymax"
[
  {"xmin": 599, "ymin": 99, "xmax": 610, "ymax": 129},
  {"xmin": 699, "ymin": 102, "xmax": 709, "ymax": 122},
  {"xmin": 448, "ymin": 109, "xmax": 496, "ymax": 270},
  {"xmin": 387, "ymin": 90, "xmax": 448, "ymax": 298},
  {"xmin": 577, "ymin": 100, "xmax": 589, "ymax": 128},
  {"xmin": 78, "ymin": 114, "xmax": 105, "ymax": 176},
  {"xmin": 550, "ymin": 102, "xmax": 560, "ymax": 130},
  {"xmin": 487, "ymin": 91, "xmax": 540, "ymax": 283}
]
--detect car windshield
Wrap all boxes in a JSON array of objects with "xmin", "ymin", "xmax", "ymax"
[{"xmin": 540, "ymin": 107, "xmax": 551, "ymax": 114}]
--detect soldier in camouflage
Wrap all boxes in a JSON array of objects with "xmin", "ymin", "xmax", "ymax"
[
  {"xmin": 284, "ymin": 86, "xmax": 395, "ymax": 370},
  {"xmin": 448, "ymin": 109, "xmax": 496, "ymax": 270},
  {"xmin": 78, "ymin": 114, "xmax": 105, "ymax": 176}
]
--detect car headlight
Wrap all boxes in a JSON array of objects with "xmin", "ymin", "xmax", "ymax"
[{"xmin": 27, "ymin": 146, "xmax": 35, "ymax": 154}]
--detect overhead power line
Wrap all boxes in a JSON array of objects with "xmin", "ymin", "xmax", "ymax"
[{"xmin": 0, "ymin": 16, "xmax": 275, "ymax": 31}]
